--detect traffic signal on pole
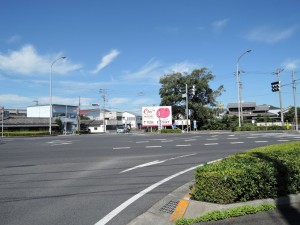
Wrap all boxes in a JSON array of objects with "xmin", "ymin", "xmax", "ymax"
[
  {"xmin": 192, "ymin": 85, "xmax": 196, "ymax": 95},
  {"xmin": 271, "ymin": 81, "xmax": 280, "ymax": 92}
]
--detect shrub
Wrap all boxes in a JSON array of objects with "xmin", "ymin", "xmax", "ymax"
[
  {"xmin": 160, "ymin": 128, "xmax": 182, "ymax": 133},
  {"xmin": 191, "ymin": 142, "xmax": 300, "ymax": 204},
  {"xmin": 175, "ymin": 204, "xmax": 276, "ymax": 225}
]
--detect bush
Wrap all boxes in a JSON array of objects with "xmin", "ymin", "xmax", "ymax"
[
  {"xmin": 191, "ymin": 142, "xmax": 300, "ymax": 204},
  {"xmin": 160, "ymin": 128, "xmax": 182, "ymax": 133},
  {"xmin": 175, "ymin": 204, "xmax": 276, "ymax": 225},
  {"xmin": 3, "ymin": 131, "xmax": 50, "ymax": 136}
]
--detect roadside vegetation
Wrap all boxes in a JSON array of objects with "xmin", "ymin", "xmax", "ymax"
[
  {"xmin": 175, "ymin": 203, "xmax": 276, "ymax": 225},
  {"xmin": 175, "ymin": 141, "xmax": 300, "ymax": 225},
  {"xmin": 191, "ymin": 141, "xmax": 300, "ymax": 204}
]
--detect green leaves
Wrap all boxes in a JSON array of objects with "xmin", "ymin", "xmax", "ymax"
[{"xmin": 192, "ymin": 142, "xmax": 300, "ymax": 204}]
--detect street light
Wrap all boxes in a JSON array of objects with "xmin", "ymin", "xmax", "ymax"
[
  {"xmin": 49, "ymin": 56, "xmax": 66, "ymax": 135},
  {"xmin": 236, "ymin": 50, "xmax": 251, "ymax": 127}
]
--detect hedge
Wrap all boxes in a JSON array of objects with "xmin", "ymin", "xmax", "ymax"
[
  {"xmin": 160, "ymin": 128, "xmax": 182, "ymax": 133},
  {"xmin": 191, "ymin": 141, "xmax": 300, "ymax": 204}
]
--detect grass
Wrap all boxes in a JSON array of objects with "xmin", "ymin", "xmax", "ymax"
[{"xmin": 175, "ymin": 203, "xmax": 276, "ymax": 225}]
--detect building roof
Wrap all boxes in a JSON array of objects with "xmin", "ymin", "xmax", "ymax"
[
  {"xmin": 227, "ymin": 102, "xmax": 256, "ymax": 108},
  {"xmin": 1, "ymin": 117, "xmax": 58, "ymax": 127}
]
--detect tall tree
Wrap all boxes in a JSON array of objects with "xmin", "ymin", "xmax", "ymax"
[{"xmin": 159, "ymin": 68, "xmax": 224, "ymax": 127}]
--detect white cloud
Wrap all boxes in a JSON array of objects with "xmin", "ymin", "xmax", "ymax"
[
  {"xmin": 122, "ymin": 58, "xmax": 162, "ymax": 81},
  {"xmin": 6, "ymin": 35, "xmax": 21, "ymax": 43},
  {"xmin": 0, "ymin": 45, "xmax": 82, "ymax": 75},
  {"xmin": 0, "ymin": 94, "xmax": 33, "ymax": 107},
  {"xmin": 212, "ymin": 19, "xmax": 229, "ymax": 32},
  {"xmin": 166, "ymin": 61, "xmax": 199, "ymax": 74},
  {"xmin": 246, "ymin": 26, "xmax": 296, "ymax": 44},
  {"xmin": 282, "ymin": 58, "xmax": 300, "ymax": 71},
  {"xmin": 90, "ymin": 49, "xmax": 120, "ymax": 74}
]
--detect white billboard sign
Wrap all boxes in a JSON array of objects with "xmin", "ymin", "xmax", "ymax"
[{"xmin": 142, "ymin": 106, "xmax": 172, "ymax": 127}]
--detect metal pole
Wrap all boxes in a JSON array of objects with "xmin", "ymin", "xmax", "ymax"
[
  {"xmin": 274, "ymin": 69, "xmax": 284, "ymax": 126},
  {"xmin": 236, "ymin": 64, "xmax": 241, "ymax": 127},
  {"xmin": 186, "ymin": 84, "xmax": 189, "ymax": 133},
  {"xmin": 236, "ymin": 50, "xmax": 251, "ymax": 127},
  {"xmin": 49, "ymin": 56, "xmax": 66, "ymax": 135},
  {"xmin": 1, "ymin": 107, "xmax": 3, "ymax": 137},
  {"xmin": 292, "ymin": 71, "xmax": 298, "ymax": 130}
]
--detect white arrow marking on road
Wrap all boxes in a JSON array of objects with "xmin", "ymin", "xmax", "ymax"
[
  {"xmin": 120, "ymin": 153, "xmax": 196, "ymax": 174},
  {"xmin": 96, "ymin": 157, "xmax": 222, "ymax": 225}
]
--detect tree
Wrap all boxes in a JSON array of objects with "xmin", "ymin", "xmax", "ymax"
[
  {"xmin": 159, "ymin": 68, "xmax": 224, "ymax": 127},
  {"xmin": 284, "ymin": 107, "xmax": 300, "ymax": 123}
]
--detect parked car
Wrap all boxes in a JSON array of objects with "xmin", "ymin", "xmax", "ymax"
[{"xmin": 116, "ymin": 126, "xmax": 126, "ymax": 133}]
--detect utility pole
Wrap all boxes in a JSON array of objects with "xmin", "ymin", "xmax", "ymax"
[
  {"xmin": 292, "ymin": 71, "xmax": 298, "ymax": 131},
  {"xmin": 100, "ymin": 89, "xmax": 108, "ymax": 133},
  {"xmin": 273, "ymin": 68, "xmax": 284, "ymax": 126},
  {"xmin": 186, "ymin": 84, "xmax": 189, "ymax": 133},
  {"xmin": 77, "ymin": 97, "xmax": 81, "ymax": 134}
]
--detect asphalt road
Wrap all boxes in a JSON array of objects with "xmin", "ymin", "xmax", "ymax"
[{"xmin": 1, "ymin": 131, "xmax": 300, "ymax": 225}]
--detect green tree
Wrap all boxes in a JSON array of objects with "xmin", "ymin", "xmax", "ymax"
[
  {"xmin": 159, "ymin": 68, "xmax": 224, "ymax": 127},
  {"xmin": 284, "ymin": 107, "xmax": 300, "ymax": 122}
]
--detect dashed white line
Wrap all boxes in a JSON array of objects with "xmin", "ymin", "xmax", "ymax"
[
  {"xmin": 277, "ymin": 140, "xmax": 290, "ymax": 142},
  {"xmin": 230, "ymin": 142, "xmax": 244, "ymax": 144},
  {"xmin": 176, "ymin": 144, "xmax": 191, "ymax": 147},
  {"xmin": 227, "ymin": 138, "xmax": 238, "ymax": 140},
  {"xmin": 184, "ymin": 139, "xmax": 197, "ymax": 142},
  {"xmin": 136, "ymin": 141, "xmax": 149, "ymax": 143},
  {"xmin": 255, "ymin": 141, "xmax": 268, "ymax": 143},
  {"xmin": 161, "ymin": 140, "xmax": 174, "ymax": 143},
  {"xmin": 145, "ymin": 146, "xmax": 162, "ymax": 148},
  {"xmin": 204, "ymin": 143, "xmax": 219, "ymax": 145},
  {"xmin": 113, "ymin": 147, "xmax": 131, "ymax": 150}
]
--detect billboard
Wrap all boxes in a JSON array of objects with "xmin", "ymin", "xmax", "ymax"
[{"xmin": 142, "ymin": 106, "xmax": 172, "ymax": 127}]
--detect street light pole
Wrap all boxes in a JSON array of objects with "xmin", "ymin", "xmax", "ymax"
[
  {"xmin": 49, "ymin": 56, "xmax": 66, "ymax": 135},
  {"xmin": 236, "ymin": 49, "xmax": 251, "ymax": 127}
]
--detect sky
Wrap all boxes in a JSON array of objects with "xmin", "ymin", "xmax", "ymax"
[{"xmin": 0, "ymin": 0, "xmax": 300, "ymax": 114}]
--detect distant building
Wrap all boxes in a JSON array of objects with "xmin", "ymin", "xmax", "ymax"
[{"xmin": 227, "ymin": 102, "xmax": 279, "ymax": 120}]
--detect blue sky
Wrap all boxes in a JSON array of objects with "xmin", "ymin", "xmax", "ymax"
[{"xmin": 0, "ymin": 0, "xmax": 300, "ymax": 114}]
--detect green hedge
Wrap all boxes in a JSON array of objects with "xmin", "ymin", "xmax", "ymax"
[
  {"xmin": 191, "ymin": 142, "xmax": 300, "ymax": 204},
  {"xmin": 2, "ymin": 131, "xmax": 50, "ymax": 136},
  {"xmin": 160, "ymin": 128, "xmax": 182, "ymax": 133}
]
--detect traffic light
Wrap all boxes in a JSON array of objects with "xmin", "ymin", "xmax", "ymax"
[
  {"xmin": 271, "ymin": 81, "xmax": 280, "ymax": 92},
  {"xmin": 192, "ymin": 85, "xmax": 196, "ymax": 95}
]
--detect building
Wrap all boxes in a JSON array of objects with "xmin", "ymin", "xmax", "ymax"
[
  {"xmin": 27, "ymin": 104, "xmax": 79, "ymax": 133},
  {"xmin": 122, "ymin": 111, "xmax": 142, "ymax": 129},
  {"xmin": 227, "ymin": 102, "xmax": 279, "ymax": 121}
]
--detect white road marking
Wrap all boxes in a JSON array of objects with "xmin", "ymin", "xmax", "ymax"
[
  {"xmin": 95, "ymin": 158, "xmax": 222, "ymax": 225},
  {"xmin": 255, "ymin": 141, "xmax": 268, "ymax": 143},
  {"xmin": 120, "ymin": 153, "xmax": 196, "ymax": 173},
  {"xmin": 113, "ymin": 147, "xmax": 131, "ymax": 150},
  {"xmin": 227, "ymin": 137, "xmax": 238, "ymax": 140},
  {"xmin": 145, "ymin": 146, "xmax": 162, "ymax": 148},
  {"xmin": 228, "ymin": 134, "xmax": 235, "ymax": 137},
  {"xmin": 230, "ymin": 142, "xmax": 244, "ymax": 144},
  {"xmin": 247, "ymin": 137, "xmax": 257, "ymax": 139},
  {"xmin": 204, "ymin": 143, "xmax": 219, "ymax": 145},
  {"xmin": 277, "ymin": 140, "xmax": 290, "ymax": 142},
  {"xmin": 136, "ymin": 141, "xmax": 149, "ymax": 143},
  {"xmin": 161, "ymin": 140, "xmax": 174, "ymax": 142},
  {"xmin": 184, "ymin": 139, "xmax": 197, "ymax": 142},
  {"xmin": 206, "ymin": 138, "xmax": 218, "ymax": 141},
  {"xmin": 176, "ymin": 144, "xmax": 191, "ymax": 147}
]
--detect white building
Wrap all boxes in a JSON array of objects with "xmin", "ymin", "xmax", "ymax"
[
  {"xmin": 27, "ymin": 104, "xmax": 78, "ymax": 132},
  {"xmin": 122, "ymin": 112, "xmax": 142, "ymax": 129}
]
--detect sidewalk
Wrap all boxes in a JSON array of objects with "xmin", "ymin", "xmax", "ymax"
[{"xmin": 127, "ymin": 181, "xmax": 300, "ymax": 225}]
